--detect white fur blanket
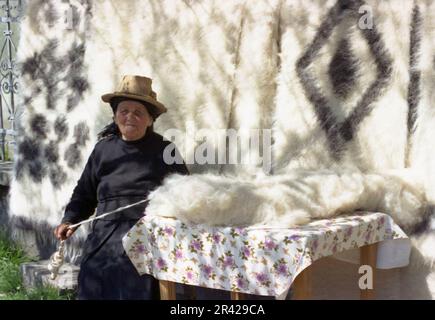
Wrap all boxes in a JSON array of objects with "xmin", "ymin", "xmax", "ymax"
[{"xmin": 147, "ymin": 170, "xmax": 427, "ymax": 232}]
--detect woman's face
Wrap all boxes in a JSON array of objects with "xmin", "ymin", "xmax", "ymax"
[{"xmin": 114, "ymin": 100, "xmax": 153, "ymax": 141}]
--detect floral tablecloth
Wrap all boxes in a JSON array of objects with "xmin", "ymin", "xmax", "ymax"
[{"xmin": 122, "ymin": 211, "xmax": 408, "ymax": 298}]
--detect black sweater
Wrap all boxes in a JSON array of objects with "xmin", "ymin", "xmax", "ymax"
[{"xmin": 62, "ymin": 131, "xmax": 188, "ymax": 224}]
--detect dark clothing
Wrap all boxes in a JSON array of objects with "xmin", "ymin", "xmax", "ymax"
[
  {"xmin": 77, "ymin": 219, "xmax": 160, "ymax": 300},
  {"xmin": 62, "ymin": 131, "xmax": 188, "ymax": 224},
  {"xmin": 62, "ymin": 131, "xmax": 188, "ymax": 300}
]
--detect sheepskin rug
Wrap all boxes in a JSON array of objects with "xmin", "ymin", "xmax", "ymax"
[
  {"xmin": 147, "ymin": 170, "xmax": 427, "ymax": 232},
  {"xmin": 7, "ymin": 0, "xmax": 435, "ymax": 298}
]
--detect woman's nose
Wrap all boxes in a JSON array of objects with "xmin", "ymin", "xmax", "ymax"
[{"xmin": 125, "ymin": 112, "xmax": 134, "ymax": 120}]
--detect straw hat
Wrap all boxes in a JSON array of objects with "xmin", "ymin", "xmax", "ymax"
[{"xmin": 101, "ymin": 75, "xmax": 167, "ymax": 117}]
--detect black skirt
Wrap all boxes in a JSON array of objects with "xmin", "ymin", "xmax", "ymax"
[{"xmin": 77, "ymin": 218, "xmax": 160, "ymax": 300}]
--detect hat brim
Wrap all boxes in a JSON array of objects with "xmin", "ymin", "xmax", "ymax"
[{"xmin": 101, "ymin": 92, "xmax": 167, "ymax": 116}]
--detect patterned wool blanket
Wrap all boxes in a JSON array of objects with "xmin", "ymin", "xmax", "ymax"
[{"xmin": 8, "ymin": 0, "xmax": 435, "ymax": 284}]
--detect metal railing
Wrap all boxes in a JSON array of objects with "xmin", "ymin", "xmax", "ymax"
[{"xmin": 0, "ymin": 0, "xmax": 22, "ymax": 161}]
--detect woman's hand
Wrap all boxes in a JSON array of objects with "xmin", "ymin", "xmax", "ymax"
[{"xmin": 54, "ymin": 223, "xmax": 78, "ymax": 240}]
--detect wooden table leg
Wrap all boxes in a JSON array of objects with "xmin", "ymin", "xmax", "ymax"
[
  {"xmin": 360, "ymin": 243, "xmax": 377, "ymax": 300},
  {"xmin": 292, "ymin": 265, "xmax": 312, "ymax": 300},
  {"xmin": 231, "ymin": 291, "xmax": 247, "ymax": 300},
  {"xmin": 159, "ymin": 280, "xmax": 176, "ymax": 300}
]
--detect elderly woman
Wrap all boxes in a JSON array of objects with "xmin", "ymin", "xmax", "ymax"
[{"xmin": 54, "ymin": 75, "xmax": 188, "ymax": 300}]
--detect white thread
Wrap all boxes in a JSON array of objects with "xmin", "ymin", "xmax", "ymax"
[
  {"xmin": 48, "ymin": 198, "xmax": 148, "ymax": 280},
  {"xmin": 48, "ymin": 240, "xmax": 65, "ymax": 280},
  {"xmin": 68, "ymin": 199, "xmax": 149, "ymax": 229}
]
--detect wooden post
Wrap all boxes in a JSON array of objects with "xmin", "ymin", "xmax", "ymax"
[
  {"xmin": 360, "ymin": 243, "xmax": 377, "ymax": 300},
  {"xmin": 159, "ymin": 280, "xmax": 176, "ymax": 300},
  {"xmin": 231, "ymin": 291, "xmax": 247, "ymax": 300},
  {"xmin": 292, "ymin": 265, "xmax": 312, "ymax": 300}
]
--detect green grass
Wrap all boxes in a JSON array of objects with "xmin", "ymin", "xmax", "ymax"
[{"xmin": 0, "ymin": 228, "xmax": 74, "ymax": 300}]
